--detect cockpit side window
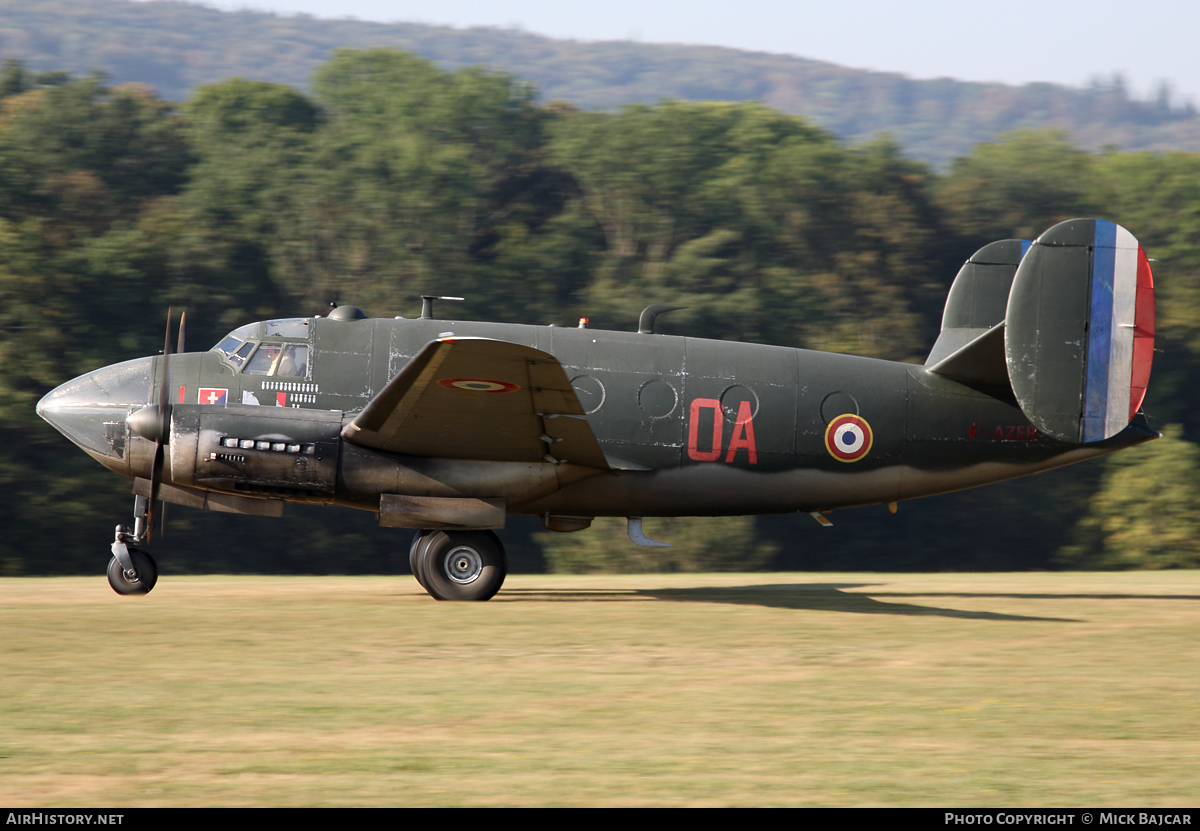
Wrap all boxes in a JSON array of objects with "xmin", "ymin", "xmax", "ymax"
[
  {"xmin": 282, "ymin": 345, "xmax": 309, "ymax": 378},
  {"xmin": 243, "ymin": 343, "xmax": 308, "ymax": 378}
]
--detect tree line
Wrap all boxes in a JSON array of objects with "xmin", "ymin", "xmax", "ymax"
[{"xmin": 4, "ymin": 50, "xmax": 1200, "ymax": 576}]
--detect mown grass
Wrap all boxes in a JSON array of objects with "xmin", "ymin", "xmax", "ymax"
[{"xmin": 1, "ymin": 572, "xmax": 1197, "ymax": 806}]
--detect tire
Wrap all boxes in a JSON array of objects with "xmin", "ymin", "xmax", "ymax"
[
  {"xmin": 409, "ymin": 530, "xmax": 432, "ymax": 589},
  {"xmin": 107, "ymin": 549, "xmax": 158, "ymax": 595},
  {"xmin": 417, "ymin": 530, "xmax": 507, "ymax": 602}
]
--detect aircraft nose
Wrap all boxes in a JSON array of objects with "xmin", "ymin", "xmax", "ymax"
[{"xmin": 37, "ymin": 357, "xmax": 154, "ymax": 458}]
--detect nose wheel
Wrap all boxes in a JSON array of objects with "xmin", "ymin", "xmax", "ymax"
[
  {"xmin": 106, "ymin": 495, "xmax": 159, "ymax": 596},
  {"xmin": 410, "ymin": 530, "xmax": 506, "ymax": 601},
  {"xmin": 107, "ymin": 547, "xmax": 158, "ymax": 595}
]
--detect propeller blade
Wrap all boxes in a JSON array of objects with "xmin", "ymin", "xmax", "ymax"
[
  {"xmin": 177, "ymin": 311, "xmax": 186, "ymax": 355},
  {"xmin": 157, "ymin": 307, "xmax": 173, "ymax": 415},
  {"xmin": 146, "ymin": 442, "xmax": 164, "ymax": 541},
  {"xmin": 146, "ymin": 308, "xmax": 175, "ymax": 542}
]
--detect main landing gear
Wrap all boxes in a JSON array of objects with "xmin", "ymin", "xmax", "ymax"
[
  {"xmin": 107, "ymin": 495, "xmax": 158, "ymax": 596},
  {"xmin": 409, "ymin": 529, "xmax": 507, "ymax": 601}
]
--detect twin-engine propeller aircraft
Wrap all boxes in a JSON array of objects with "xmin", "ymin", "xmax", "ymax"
[{"xmin": 38, "ymin": 218, "xmax": 1157, "ymax": 600}]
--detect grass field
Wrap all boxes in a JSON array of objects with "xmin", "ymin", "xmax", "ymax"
[{"xmin": 1, "ymin": 572, "xmax": 1198, "ymax": 806}]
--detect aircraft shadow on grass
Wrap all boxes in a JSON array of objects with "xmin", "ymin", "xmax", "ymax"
[
  {"xmin": 498, "ymin": 583, "xmax": 1077, "ymax": 622},
  {"xmin": 861, "ymin": 591, "xmax": 1200, "ymax": 602}
]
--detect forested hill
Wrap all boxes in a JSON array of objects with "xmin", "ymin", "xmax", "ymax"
[
  {"xmin": 5, "ymin": 49, "xmax": 1200, "ymax": 576},
  {"xmin": 2, "ymin": 0, "xmax": 1199, "ymax": 164}
]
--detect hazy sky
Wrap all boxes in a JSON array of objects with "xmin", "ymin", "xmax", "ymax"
[{"xmin": 196, "ymin": 0, "xmax": 1200, "ymax": 105}]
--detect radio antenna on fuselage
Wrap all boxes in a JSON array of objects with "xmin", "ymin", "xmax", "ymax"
[{"xmin": 421, "ymin": 296, "xmax": 465, "ymax": 320}]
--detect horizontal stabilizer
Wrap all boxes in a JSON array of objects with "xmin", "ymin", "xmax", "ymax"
[
  {"xmin": 927, "ymin": 323, "xmax": 1009, "ymax": 387},
  {"xmin": 342, "ymin": 337, "xmax": 610, "ymax": 468},
  {"xmin": 1005, "ymin": 219, "xmax": 1155, "ymax": 443}
]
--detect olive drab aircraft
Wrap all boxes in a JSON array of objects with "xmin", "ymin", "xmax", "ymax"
[{"xmin": 37, "ymin": 218, "xmax": 1158, "ymax": 601}]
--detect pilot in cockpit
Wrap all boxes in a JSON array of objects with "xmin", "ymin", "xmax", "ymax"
[{"xmin": 244, "ymin": 343, "xmax": 307, "ymax": 378}]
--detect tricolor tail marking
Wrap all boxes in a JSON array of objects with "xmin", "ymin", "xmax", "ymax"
[{"xmin": 1082, "ymin": 221, "xmax": 1155, "ymax": 442}]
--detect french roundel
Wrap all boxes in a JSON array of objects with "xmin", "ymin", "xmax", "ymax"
[
  {"xmin": 437, "ymin": 378, "xmax": 521, "ymax": 393},
  {"xmin": 825, "ymin": 414, "xmax": 873, "ymax": 463}
]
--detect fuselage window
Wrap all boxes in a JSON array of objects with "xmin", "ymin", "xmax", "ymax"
[{"xmin": 243, "ymin": 343, "xmax": 308, "ymax": 378}]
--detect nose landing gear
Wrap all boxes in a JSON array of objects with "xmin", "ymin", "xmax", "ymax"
[{"xmin": 107, "ymin": 495, "xmax": 158, "ymax": 595}]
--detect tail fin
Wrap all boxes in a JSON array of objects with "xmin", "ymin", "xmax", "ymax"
[
  {"xmin": 1005, "ymin": 218, "xmax": 1155, "ymax": 442},
  {"xmin": 928, "ymin": 239, "xmax": 1029, "ymax": 365}
]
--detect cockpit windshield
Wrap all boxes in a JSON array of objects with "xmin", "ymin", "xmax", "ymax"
[
  {"xmin": 214, "ymin": 336, "xmax": 243, "ymax": 358},
  {"xmin": 212, "ymin": 322, "xmax": 260, "ymax": 360}
]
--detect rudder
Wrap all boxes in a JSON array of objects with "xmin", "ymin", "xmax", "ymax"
[{"xmin": 1004, "ymin": 218, "xmax": 1155, "ymax": 443}]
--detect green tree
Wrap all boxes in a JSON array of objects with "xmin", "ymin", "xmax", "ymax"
[
  {"xmin": 0, "ymin": 75, "xmax": 191, "ymax": 427},
  {"xmin": 178, "ymin": 78, "xmax": 320, "ymax": 331},
  {"xmin": 550, "ymin": 103, "xmax": 943, "ymax": 358},
  {"xmin": 278, "ymin": 48, "xmax": 563, "ymax": 320},
  {"xmin": 1089, "ymin": 151, "xmax": 1200, "ymax": 440},
  {"xmin": 183, "ymin": 79, "xmax": 320, "ymax": 245},
  {"xmin": 936, "ymin": 130, "xmax": 1094, "ymax": 244},
  {"xmin": 1056, "ymin": 426, "xmax": 1200, "ymax": 569}
]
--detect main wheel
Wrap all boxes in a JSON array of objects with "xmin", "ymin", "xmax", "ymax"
[
  {"xmin": 107, "ymin": 549, "xmax": 158, "ymax": 595},
  {"xmin": 409, "ymin": 530, "xmax": 432, "ymax": 590},
  {"xmin": 417, "ymin": 530, "xmax": 506, "ymax": 601}
]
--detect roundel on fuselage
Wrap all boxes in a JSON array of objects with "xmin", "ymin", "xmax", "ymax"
[{"xmin": 824, "ymin": 414, "xmax": 873, "ymax": 463}]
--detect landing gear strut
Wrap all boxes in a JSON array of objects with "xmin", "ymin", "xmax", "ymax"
[
  {"xmin": 108, "ymin": 495, "xmax": 158, "ymax": 596},
  {"xmin": 410, "ymin": 530, "xmax": 507, "ymax": 601}
]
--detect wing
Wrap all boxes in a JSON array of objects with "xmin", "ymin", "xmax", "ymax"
[{"xmin": 341, "ymin": 337, "xmax": 610, "ymax": 469}]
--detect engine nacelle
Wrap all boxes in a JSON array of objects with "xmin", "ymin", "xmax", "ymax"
[{"xmin": 169, "ymin": 404, "xmax": 342, "ymax": 501}]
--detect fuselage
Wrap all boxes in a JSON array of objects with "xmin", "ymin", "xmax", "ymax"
[{"xmin": 37, "ymin": 314, "xmax": 1157, "ymax": 522}]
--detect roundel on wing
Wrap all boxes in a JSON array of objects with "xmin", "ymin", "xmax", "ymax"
[
  {"xmin": 824, "ymin": 414, "xmax": 873, "ymax": 463},
  {"xmin": 437, "ymin": 378, "xmax": 521, "ymax": 393}
]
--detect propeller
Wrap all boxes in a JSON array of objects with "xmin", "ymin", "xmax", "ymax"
[{"xmin": 127, "ymin": 309, "xmax": 186, "ymax": 541}]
